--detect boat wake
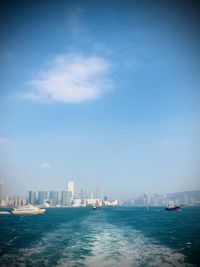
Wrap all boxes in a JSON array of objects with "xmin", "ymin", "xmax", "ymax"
[
  {"xmin": 57, "ymin": 212, "xmax": 191, "ymax": 267},
  {"xmin": 0, "ymin": 211, "xmax": 193, "ymax": 267}
]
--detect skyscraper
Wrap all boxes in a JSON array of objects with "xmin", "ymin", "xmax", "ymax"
[
  {"xmin": 96, "ymin": 181, "xmax": 101, "ymax": 200},
  {"xmin": 61, "ymin": 191, "xmax": 71, "ymax": 206},
  {"xmin": 29, "ymin": 191, "xmax": 36, "ymax": 205},
  {"xmin": 49, "ymin": 191, "xmax": 59, "ymax": 206},
  {"xmin": 0, "ymin": 181, "xmax": 3, "ymax": 200},
  {"xmin": 38, "ymin": 191, "xmax": 48, "ymax": 205},
  {"xmin": 67, "ymin": 180, "xmax": 74, "ymax": 197}
]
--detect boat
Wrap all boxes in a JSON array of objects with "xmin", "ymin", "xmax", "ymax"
[
  {"xmin": 12, "ymin": 204, "xmax": 46, "ymax": 215},
  {"xmin": 0, "ymin": 211, "xmax": 11, "ymax": 214},
  {"xmin": 165, "ymin": 204, "xmax": 181, "ymax": 211},
  {"xmin": 92, "ymin": 204, "xmax": 101, "ymax": 210}
]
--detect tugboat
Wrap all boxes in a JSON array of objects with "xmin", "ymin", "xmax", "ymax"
[
  {"xmin": 93, "ymin": 205, "xmax": 101, "ymax": 210},
  {"xmin": 165, "ymin": 202, "xmax": 181, "ymax": 212},
  {"xmin": 92, "ymin": 200, "xmax": 102, "ymax": 210}
]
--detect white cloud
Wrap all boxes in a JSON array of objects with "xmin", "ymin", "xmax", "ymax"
[
  {"xmin": 40, "ymin": 163, "xmax": 51, "ymax": 169},
  {"xmin": 0, "ymin": 138, "xmax": 10, "ymax": 145},
  {"xmin": 24, "ymin": 54, "xmax": 112, "ymax": 103}
]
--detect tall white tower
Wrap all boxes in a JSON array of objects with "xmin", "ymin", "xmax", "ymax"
[{"xmin": 67, "ymin": 180, "xmax": 74, "ymax": 197}]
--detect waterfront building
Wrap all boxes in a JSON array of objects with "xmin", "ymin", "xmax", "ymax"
[
  {"xmin": 61, "ymin": 191, "xmax": 72, "ymax": 206},
  {"xmin": 96, "ymin": 182, "xmax": 101, "ymax": 200},
  {"xmin": 50, "ymin": 191, "xmax": 59, "ymax": 206},
  {"xmin": 29, "ymin": 191, "xmax": 37, "ymax": 205},
  {"xmin": 80, "ymin": 188, "xmax": 85, "ymax": 205},
  {"xmin": 103, "ymin": 200, "xmax": 118, "ymax": 206},
  {"xmin": 85, "ymin": 198, "xmax": 102, "ymax": 206},
  {"xmin": 73, "ymin": 198, "xmax": 86, "ymax": 207},
  {"xmin": 67, "ymin": 180, "xmax": 74, "ymax": 197},
  {"xmin": 0, "ymin": 198, "xmax": 6, "ymax": 207},
  {"xmin": 38, "ymin": 190, "xmax": 48, "ymax": 205},
  {"xmin": 0, "ymin": 181, "xmax": 4, "ymax": 200},
  {"xmin": 13, "ymin": 197, "xmax": 27, "ymax": 207}
]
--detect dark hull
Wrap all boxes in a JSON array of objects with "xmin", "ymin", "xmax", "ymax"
[{"xmin": 165, "ymin": 206, "xmax": 181, "ymax": 211}]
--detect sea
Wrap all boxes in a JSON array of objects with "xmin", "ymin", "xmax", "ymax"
[{"xmin": 0, "ymin": 206, "xmax": 200, "ymax": 267}]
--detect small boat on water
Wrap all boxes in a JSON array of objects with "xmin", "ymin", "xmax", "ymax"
[
  {"xmin": 165, "ymin": 204, "xmax": 181, "ymax": 212},
  {"xmin": 93, "ymin": 206, "xmax": 100, "ymax": 210},
  {"xmin": 12, "ymin": 204, "xmax": 46, "ymax": 215},
  {"xmin": 92, "ymin": 204, "xmax": 101, "ymax": 210},
  {"xmin": 0, "ymin": 211, "xmax": 11, "ymax": 214}
]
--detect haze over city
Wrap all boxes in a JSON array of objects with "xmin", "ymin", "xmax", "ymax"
[{"xmin": 0, "ymin": 0, "xmax": 199, "ymax": 199}]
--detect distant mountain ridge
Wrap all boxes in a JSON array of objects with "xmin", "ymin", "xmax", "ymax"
[
  {"xmin": 165, "ymin": 190, "xmax": 200, "ymax": 204},
  {"xmin": 122, "ymin": 190, "xmax": 200, "ymax": 206}
]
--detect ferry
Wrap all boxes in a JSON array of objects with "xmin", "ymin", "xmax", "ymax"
[{"xmin": 12, "ymin": 204, "xmax": 46, "ymax": 215}]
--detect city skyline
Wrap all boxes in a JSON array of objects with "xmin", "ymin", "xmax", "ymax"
[
  {"xmin": 1, "ymin": 177, "xmax": 200, "ymax": 207},
  {"xmin": 0, "ymin": 179, "xmax": 120, "ymax": 207},
  {"xmin": 0, "ymin": 0, "xmax": 199, "ymax": 199},
  {"xmin": 0, "ymin": 178, "xmax": 107, "ymax": 200}
]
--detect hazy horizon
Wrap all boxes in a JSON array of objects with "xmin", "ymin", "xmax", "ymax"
[
  {"xmin": 0, "ymin": 0, "xmax": 199, "ymax": 199},
  {"xmin": 1, "ymin": 178, "xmax": 200, "ymax": 200}
]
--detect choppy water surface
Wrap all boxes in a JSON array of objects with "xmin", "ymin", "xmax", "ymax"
[{"xmin": 0, "ymin": 207, "xmax": 199, "ymax": 267}]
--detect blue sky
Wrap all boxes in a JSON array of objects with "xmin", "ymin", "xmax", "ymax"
[{"xmin": 0, "ymin": 0, "xmax": 199, "ymax": 199}]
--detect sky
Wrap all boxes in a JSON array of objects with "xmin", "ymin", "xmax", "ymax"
[{"xmin": 0, "ymin": 0, "xmax": 199, "ymax": 199}]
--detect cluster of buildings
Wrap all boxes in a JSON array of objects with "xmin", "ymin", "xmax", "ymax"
[
  {"xmin": 28, "ymin": 180, "xmax": 118, "ymax": 207},
  {"xmin": 0, "ymin": 196, "xmax": 27, "ymax": 207},
  {"xmin": 2, "ymin": 179, "xmax": 199, "ymax": 208},
  {"xmin": 0, "ymin": 181, "xmax": 28, "ymax": 207},
  {"xmin": 121, "ymin": 192, "xmax": 200, "ymax": 206},
  {"xmin": 0, "ymin": 180, "xmax": 118, "ymax": 208}
]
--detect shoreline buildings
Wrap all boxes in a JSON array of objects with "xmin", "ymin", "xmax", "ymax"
[
  {"xmin": 23, "ymin": 180, "xmax": 118, "ymax": 208},
  {"xmin": 3, "ymin": 179, "xmax": 200, "ymax": 208},
  {"xmin": 0, "ymin": 181, "xmax": 3, "ymax": 201}
]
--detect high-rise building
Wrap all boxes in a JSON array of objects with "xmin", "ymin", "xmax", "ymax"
[
  {"xmin": 61, "ymin": 191, "xmax": 72, "ymax": 206},
  {"xmin": 67, "ymin": 180, "xmax": 74, "ymax": 197},
  {"xmin": 0, "ymin": 181, "xmax": 3, "ymax": 200},
  {"xmin": 38, "ymin": 191, "xmax": 48, "ymax": 205},
  {"xmin": 29, "ymin": 191, "xmax": 37, "ymax": 205},
  {"xmin": 49, "ymin": 191, "xmax": 59, "ymax": 206},
  {"xmin": 80, "ymin": 188, "xmax": 84, "ymax": 203},
  {"xmin": 96, "ymin": 182, "xmax": 101, "ymax": 200}
]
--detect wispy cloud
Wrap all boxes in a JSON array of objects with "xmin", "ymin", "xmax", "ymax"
[
  {"xmin": 0, "ymin": 137, "xmax": 10, "ymax": 145},
  {"xmin": 67, "ymin": 6, "xmax": 88, "ymax": 38},
  {"xmin": 24, "ymin": 53, "xmax": 112, "ymax": 103},
  {"xmin": 0, "ymin": 51, "xmax": 14, "ymax": 60},
  {"xmin": 40, "ymin": 163, "xmax": 51, "ymax": 169}
]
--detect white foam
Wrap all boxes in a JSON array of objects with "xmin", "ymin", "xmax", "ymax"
[
  {"xmin": 0, "ymin": 212, "xmax": 193, "ymax": 267},
  {"xmin": 57, "ymin": 213, "xmax": 192, "ymax": 267},
  {"xmin": 83, "ymin": 224, "xmax": 190, "ymax": 267},
  {"xmin": 7, "ymin": 236, "xmax": 18, "ymax": 246}
]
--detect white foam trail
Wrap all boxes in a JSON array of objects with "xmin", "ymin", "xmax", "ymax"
[
  {"xmin": 7, "ymin": 236, "xmax": 18, "ymax": 245},
  {"xmin": 1, "ymin": 221, "xmax": 77, "ymax": 266},
  {"xmin": 57, "ymin": 213, "xmax": 192, "ymax": 267},
  {"xmin": 1, "ymin": 212, "xmax": 193, "ymax": 267},
  {"xmin": 84, "ymin": 225, "xmax": 190, "ymax": 267}
]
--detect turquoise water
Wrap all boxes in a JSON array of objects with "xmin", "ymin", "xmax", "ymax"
[{"xmin": 0, "ymin": 207, "xmax": 200, "ymax": 266}]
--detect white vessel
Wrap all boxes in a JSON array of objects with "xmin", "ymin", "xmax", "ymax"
[
  {"xmin": 12, "ymin": 204, "xmax": 46, "ymax": 215},
  {"xmin": 0, "ymin": 211, "xmax": 11, "ymax": 214}
]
